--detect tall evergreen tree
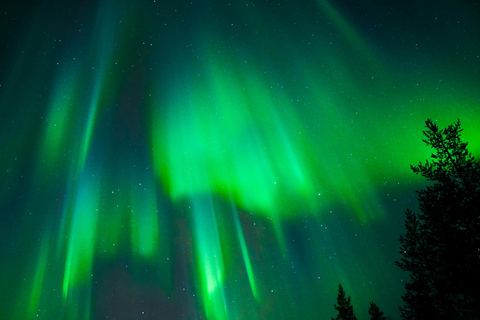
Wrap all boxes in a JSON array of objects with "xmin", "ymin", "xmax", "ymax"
[
  {"xmin": 396, "ymin": 119, "xmax": 480, "ymax": 319},
  {"xmin": 332, "ymin": 284, "xmax": 358, "ymax": 320},
  {"xmin": 368, "ymin": 301, "xmax": 386, "ymax": 320}
]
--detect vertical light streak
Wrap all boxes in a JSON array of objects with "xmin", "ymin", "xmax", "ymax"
[
  {"xmin": 60, "ymin": 2, "xmax": 117, "ymax": 305},
  {"xmin": 314, "ymin": 0, "xmax": 379, "ymax": 68},
  {"xmin": 62, "ymin": 172, "xmax": 100, "ymax": 299},
  {"xmin": 28, "ymin": 235, "xmax": 50, "ymax": 318},
  {"xmin": 129, "ymin": 178, "xmax": 160, "ymax": 258},
  {"xmin": 78, "ymin": 0, "xmax": 116, "ymax": 169},
  {"xmin": 230, "ymin": 198, "xmax": 259, "ymax": 302},
  {"xmin": 78, "ymin": 77, "xmax": 102, "ymax": 169},
  {"xmin": 40, "ymin": 69, "xmax": 78, "ymax": 168},
  {"xmin": 192, "ymin": 193, "xmax": 228, "ymax": 320}
]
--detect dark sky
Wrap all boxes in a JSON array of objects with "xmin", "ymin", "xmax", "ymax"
[{"xmin": 1, "ymin": 1, "xmax": 479, "ymax": 319}]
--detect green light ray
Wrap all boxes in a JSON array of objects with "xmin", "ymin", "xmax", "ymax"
[
  {"xmin": 314, "ymin": 0, "xmax": 381, "ymax": 70},
  {"xmin": 62, "ymin": 172, "xmax": 100, "ymax": 299},
  {"xmin": 39, "ymin": 69, "xmax": 78, "ymax": 168},
  {"xmin": 230, "ymin": 197, "xmax": 259, "ymax": 302},
  {"xmin": 191, "ymin": 194, "xmax": 228, "ymax": 320},
  {"xmin": 28, "ymin": 235, "xmax": 50, "ymax": 318},
  {"xmin": 79, "ymin": 80, "xmax": 102, "ymax": 169},
  {"xmin": 78, "ymin": 0, "xmax": 116, "ymax": 169},
  {"xmin": 128, "ymin": 177, "xmax": 160, "ymax": 258}
]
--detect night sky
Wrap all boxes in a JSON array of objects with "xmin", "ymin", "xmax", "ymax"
[{"xmin": 1, "ymin": 1, "xmax": 479, "ymax": 319}]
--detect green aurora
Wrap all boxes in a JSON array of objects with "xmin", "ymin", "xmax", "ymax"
[{"xmin": 1, "ymin": 1, "xmax": 479, "ymax": 319}]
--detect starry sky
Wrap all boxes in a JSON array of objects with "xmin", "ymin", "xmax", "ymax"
[{"xmin": 1, "ymin": 1, "xmax": 479, "ymax": 319}]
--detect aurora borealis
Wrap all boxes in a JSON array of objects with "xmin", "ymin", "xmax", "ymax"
[{"xmin": 1, "ymin": 1, "xmax": 479, "ymax": 319}]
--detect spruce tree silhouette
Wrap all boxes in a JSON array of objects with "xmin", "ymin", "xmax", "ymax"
[
  {"xmin": 368, "ymin": 301, "xmax": 386, "ymax": 320},
  {"xmin": 396, "ymin": 119, "xmax": 480, "ymax": 319},
  {"xmin": 332, "ymin": 284, "xmax": 358, "ymax": 320}
]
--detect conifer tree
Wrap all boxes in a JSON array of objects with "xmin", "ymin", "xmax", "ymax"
[
  {"xmin": 332, "ymin": 284, "xmax": 358, "ymax": 320},
  {"xmin": 396, "ymin": 119, "xmax": 480, "ymax": 319},
  {"xmin": 368, "ymin": 301, "xmax": 386, "ymax": 320}
]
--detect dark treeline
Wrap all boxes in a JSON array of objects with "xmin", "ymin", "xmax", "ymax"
[
  {"xmin": 331, "ymin": 119, "xmax": 480, "ymax": 320},
  {"xmin": 331, "ymin": 283, "xmax": 388, "ymax": 320}
]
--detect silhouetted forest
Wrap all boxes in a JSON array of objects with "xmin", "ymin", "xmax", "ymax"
[{"xmin": 331, "ymin": 119, "xmax": 479, "ymax": 320}]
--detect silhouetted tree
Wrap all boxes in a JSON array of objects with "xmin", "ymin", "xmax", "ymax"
[
  {"xmin": 396, "ymin": 119, "xmax": 480, "ymax": 319},
  {"xmin": 332, "ymin": 284, "xmax": 358, "ymax": 320},
  {"xmin": 368, "ymin": 301, "xmax": 386, "ymax": 320}
]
